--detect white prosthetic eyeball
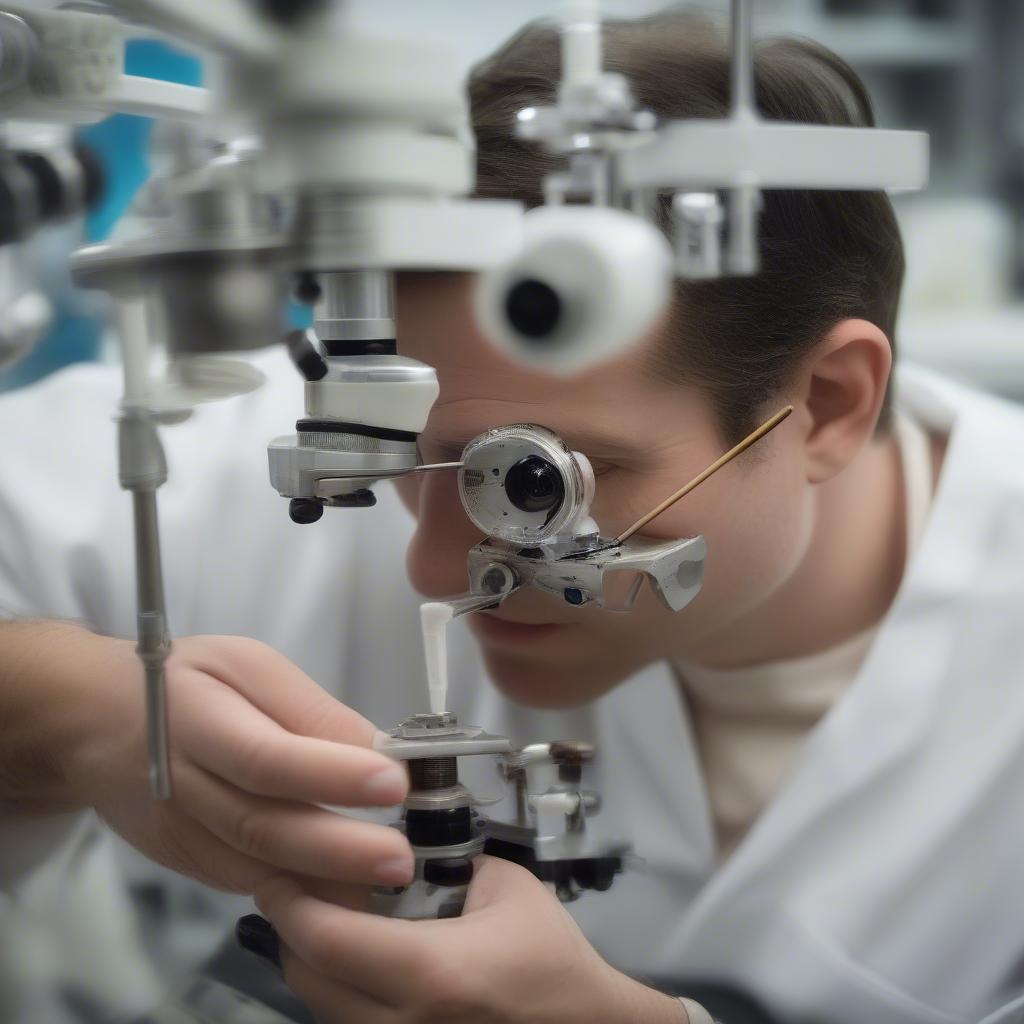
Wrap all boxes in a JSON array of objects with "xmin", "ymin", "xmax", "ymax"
[{"xmin": 473, "ymin": 204, "xmax": 673, "ymax": 376}]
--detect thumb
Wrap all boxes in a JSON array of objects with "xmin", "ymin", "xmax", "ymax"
[{"xmin": 462, "ymin": 854, "xmax": 544, "ymax": 914}]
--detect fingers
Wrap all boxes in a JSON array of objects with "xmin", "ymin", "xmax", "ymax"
[
  {"xmin": 181, "ymin": 762, "xmax": 414, "ymax": 886},
  {"xmin": 151, "ymin": 808, "xmax": 274, "ymax": 893},
  {"xmin": 301, "ymin": 877, "xmax": 372, "ymax": 913},
  {"xmin": 175, "ymin": 679, "xmax": 408, "ymax": 807},
  {"xmin": 277, "ymin": 938, "xmax": 394, "ymax": 1024},
  {"xmin": 180, "ymin": 635, "xmax": 380, "ymax": 747},
  {"xmin": 255, "ymin": 877, "xmax": 441, "ymax": 1003}
]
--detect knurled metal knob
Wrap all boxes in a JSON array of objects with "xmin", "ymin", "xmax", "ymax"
[
  {"xmin": 550, "ymin": 741, "xmax": 594, "ymax": 784},
  {"xmin": 549, "ymin": 741, "xmax": 595, "ymax": 766}
]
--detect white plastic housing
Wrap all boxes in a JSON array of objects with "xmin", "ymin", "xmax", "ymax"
[{"xmin": 474, "ymin": 205, "xmax": 673, "ymax": 375}]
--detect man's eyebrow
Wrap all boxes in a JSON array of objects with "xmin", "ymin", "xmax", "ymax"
[{"xmin": 431, "ymin": 429, "xmax": 642, "ymax": 457}]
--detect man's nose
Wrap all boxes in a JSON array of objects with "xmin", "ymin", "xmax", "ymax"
[{"xmin": 405, "ymin": 470, "xmax": 485, "ymax": 598}]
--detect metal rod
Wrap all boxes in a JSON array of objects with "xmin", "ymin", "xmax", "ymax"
[
  {"xmin": 131, "ymin": 489, "xmax": 173, "ymax": 799},
  {"xmin": 730, "ymin": 0, "xmax": 755, "ymax": 119},
  {"xmin": 616, "ymin": 405, "xmax": 793, "ymax": 543}
]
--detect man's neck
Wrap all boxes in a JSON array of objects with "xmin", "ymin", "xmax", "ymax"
[{"xmin": 688, "ymin": 432, "xmax": 908, "ymax": 670}]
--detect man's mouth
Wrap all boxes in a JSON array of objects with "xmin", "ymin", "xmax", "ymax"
[{"xmin": 468, "ymin": 612, "xmax": 574, "ymax": 646}]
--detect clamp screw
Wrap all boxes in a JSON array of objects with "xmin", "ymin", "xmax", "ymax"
[{"xmin": 550, "ymin": 740, "xmax": 594, "ymax": 784}]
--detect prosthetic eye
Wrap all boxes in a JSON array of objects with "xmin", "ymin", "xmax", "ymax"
[
  {"xmin": 505, "ymin": 455, "xmax": 565, "ymax": 514},
  {"xmin": 458, "ymin": 424, "xmax": 594, "ymax": 545}
]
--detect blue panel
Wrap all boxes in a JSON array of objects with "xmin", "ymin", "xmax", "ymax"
[{"xmin": 0, "ymin": 39, "xmax": 203, "ymax": 391}]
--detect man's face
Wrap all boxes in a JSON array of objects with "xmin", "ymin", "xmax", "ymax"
[{"xmin": 395, "ymin": 273, "xmax": 811, "ymax": 708}]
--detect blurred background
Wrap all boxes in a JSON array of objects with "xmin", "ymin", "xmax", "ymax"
[{"xmin": 3, "ymin": 0, "xmax": 1023, "ymax": 397}]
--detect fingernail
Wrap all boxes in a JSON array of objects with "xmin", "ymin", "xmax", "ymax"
[
  {"xmin": 362, "ymin": 763, "xmax": 408, "ymax": 805},
  {"xmin": 235, "ymin": 914, "xmax": 281, "ymax": 971},
  {"xmin": 373, "ymin": 854, "xmax": 415, "ymax": 886}
]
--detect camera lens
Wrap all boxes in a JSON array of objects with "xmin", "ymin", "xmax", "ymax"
[
  {"xmin": 505, "ymin": 279, "xmax": 562, "ymax": 341},
  {"xmin": 505, "ymin": 455, "xmax": 564, "ymax": 514}
]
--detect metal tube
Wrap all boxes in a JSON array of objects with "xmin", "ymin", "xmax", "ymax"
[
  {"xmin": 726, "ymin": 183, "xmax": 761, "ymax": 276},
  {"xmin": 730, "ymin": 0, "xmax": 755, "ymax": 119},
  {"xmin": 117, "ymin": 294, "xmax": 151, "ymax": 406},
  {"xmin": 132, "ymin": 489, "xmax": 172, "ymax": 800},
  {"xmin": 314, "ymin": 270, "xmax": 395, "ymax": 343},
  {"xmin": 562, "ymin": 0, "xmax": 602, "ymax": 87}
]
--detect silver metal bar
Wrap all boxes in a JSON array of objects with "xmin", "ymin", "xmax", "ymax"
[
  {"xmin": 726, "ymin": 183, "xmax": 761, "ymax": 276},
  {"xmin": 730, "ymin": 0, "xmax": 755, "ymax": 119},
  {"xmin": 131, "ymin": 489, "xmax": 172, "ymax": 800}
]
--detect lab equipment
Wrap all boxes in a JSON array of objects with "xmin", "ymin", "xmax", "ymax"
[
  {"xmin": 0, "ymin": 0, "xmax": 926, "ymax": 909},
  {"xmin": 373, "ymin": 713, "xmax": 629, "ymax": 919}
]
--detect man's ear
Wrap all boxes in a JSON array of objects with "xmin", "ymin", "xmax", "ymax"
[{"xmin": 794, "ymin": 318, "xmax": 893, "ymax": 485}]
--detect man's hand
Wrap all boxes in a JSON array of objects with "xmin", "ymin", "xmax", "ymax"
[
  {"xmin": 254, "ymin": 854, "xmax": 687, "ymax": 1024},
  {"xmin": 66, "ymin": 633, "xmax": 414, "ymax": 893}
]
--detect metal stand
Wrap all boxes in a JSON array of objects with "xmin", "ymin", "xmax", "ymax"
[{"xmin": 119, "ymin": 412, "xmax": 173, "ymax": 799}]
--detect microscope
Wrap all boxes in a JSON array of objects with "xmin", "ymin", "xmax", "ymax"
[{"xmin": 0, "ymin": 0, "xmax": 928, "ymax": 921}]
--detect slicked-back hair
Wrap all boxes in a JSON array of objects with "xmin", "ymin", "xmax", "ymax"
[{"xmin": 468, "ymin": 11, "xmax": 905, "ymax": 442}]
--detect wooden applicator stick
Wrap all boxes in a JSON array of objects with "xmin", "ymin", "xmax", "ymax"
[{"xmin": 615, "ymin": 405, "xmax": 794, "ymax": 543}]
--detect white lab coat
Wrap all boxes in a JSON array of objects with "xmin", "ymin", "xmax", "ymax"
[
  {"xmin": 1, "ymin": 348, "xmax": 1023, "ymax": 1024},
  {"xmin": 983, "ymin": 996, "xmax": 1024, "ymax": 1024}
]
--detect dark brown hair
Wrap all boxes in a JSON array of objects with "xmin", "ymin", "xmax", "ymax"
[{"xmin": 468, "ymin": 11, "xmax": 905, "ymax": 442}]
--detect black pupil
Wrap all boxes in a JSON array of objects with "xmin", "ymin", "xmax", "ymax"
[
  {"xmin": 505, "ymin": 279, "xmax": 561, "ymax": 341},
  {"xmin": 505, "ymin": 455, "xmax": 564, "ymax": 514}
]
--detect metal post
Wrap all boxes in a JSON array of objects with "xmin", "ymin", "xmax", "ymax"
[
  {"xmin": 116, "ymin": 294, "xmax": 173, "ymax": 799},
  {"xmin": 728, "ymin": 0, "xmax": 761, "ymax": 275},
  {"xmin": 730, "ymin": 0, "xmax": 755, "ymax": 120},
  {"xmin": 132, "ymin": 489, "xmax": 172, "ymax": 799}
]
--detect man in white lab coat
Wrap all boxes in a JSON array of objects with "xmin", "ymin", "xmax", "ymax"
[{"xmin": 3, "ymin": 12, "xmax": 1024, "ymax": 1024}]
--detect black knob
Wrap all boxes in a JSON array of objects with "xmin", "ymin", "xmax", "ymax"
[
  {"xmin": 334, "ymin": 488, "xmax": 377, "ymax": 509},
  {"xmin": 423, "ymin": 857, "xmax": 474, "ymax": 888},
  {"xmin": 550, "ymin": 740, "xmax": 594, "ymax": 784},
  {"xmin": 289, "ymin": 498, "xmax": 323, "ymax": 524},
  {"xmin": 285, "ymin": 328, "xmax": 328, "ymax": 381},
  {"xmin": 550, "ymin": 741, "xmax": 595, "ymax": 766}
]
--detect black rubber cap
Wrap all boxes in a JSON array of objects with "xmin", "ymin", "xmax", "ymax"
[
  {"xmin": 235, "ymin": 914, "xmax": 281, "ymax": 969},
  {"xmin": 332, "ymin": 488, "xmax": 377, "ymax": 509},
  {"xmin": 505, "ymin": 278, "xmax": 562, "ymax": 340},
  {"xmin": 289, "ymin": 498, "xmax": 324, "ymax": 524},
  {"xmin": 571, "ymin": 857, "xmax": 620, "ymax": 892},
  {"xmin": 285, "ymin": 329, "xmax": 328, "ymax": 381},
  {"xmin": 423, "ymin": 857, "xmax": 474, "ymax": 888}
]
